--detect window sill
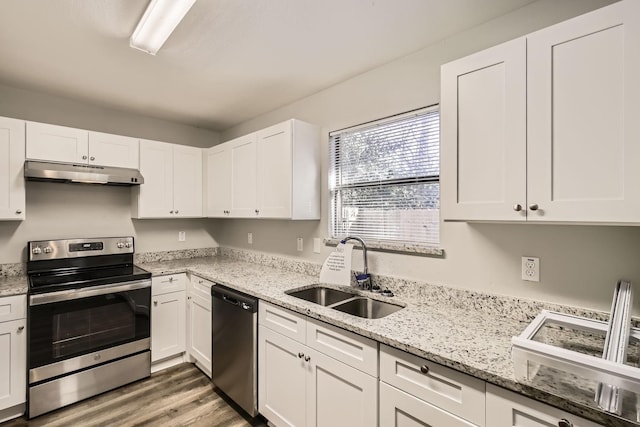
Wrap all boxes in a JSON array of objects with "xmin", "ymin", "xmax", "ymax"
[{"xmin": 324, "ymin": 238, "xmax": 444, "ymax": 258}]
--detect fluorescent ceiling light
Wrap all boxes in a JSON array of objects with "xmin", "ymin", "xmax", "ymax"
[{"xmin": 130, "ymin": 0, "xmax": 197, "ymax": 55}]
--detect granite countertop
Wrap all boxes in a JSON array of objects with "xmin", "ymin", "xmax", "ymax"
[
  {"xmin": 139, "ymin": 255, "xmax": 632, "ymax": 426},
  {"xmin": 0, "ymin": 275, "xmax": 28, "ymax": 297}
]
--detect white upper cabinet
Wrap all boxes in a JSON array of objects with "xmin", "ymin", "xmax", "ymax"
[
  {"xmin": 26, "ymin": 122, "xmax": 139, "ymax": 169},
  {"xmin": 206, "ymin": 119, "xmax": 320, "ymax": 220},
  {"xmin": 133, "ymin": 139, "xmax": 203, "ymax": 218},
  {"xmin": 441, "ymin": 0, "xmax": 640, "ymax": 224},
  {"xmin": 0, "ymin": 117, "xmax": 25, "ymax": 221}
]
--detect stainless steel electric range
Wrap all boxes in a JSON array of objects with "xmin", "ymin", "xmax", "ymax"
[{"xmin": 26, "ymin": 237, "xmax": 152, "ymax": 418}]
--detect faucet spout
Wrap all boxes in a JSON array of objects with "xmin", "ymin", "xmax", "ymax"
[{"xmin": 340, "ymin": 236, "xmax": 371, "ymax": 289}]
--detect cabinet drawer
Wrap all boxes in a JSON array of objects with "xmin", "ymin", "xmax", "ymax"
[
  {"xmin": 0, "ymin": 295, "xmax": 26, "ymax": 323},
  {"xmin": 486, "ymin": 384, "xmax": 602, "ymax": 427},
  {"xmin": 259, "ymin": 301, "xmax": 306, "ymax": 343},
  {"xmin": 380, "ymin": 344, "xmax": 485, "ymax": 426},
  {"xmin": 152, "ymin": 273, "xmax": 187, "ymax": 296},
  {"xmin": 190, "ymin": 275, "xmax": 214, "ymax": 299},
  {"xmin": 380, "ymin": 382, "xmax": 478, "ymax": 427},
  {"xmin": 306, "ymin": 317, "xmax": 378, "ymax": 376}
]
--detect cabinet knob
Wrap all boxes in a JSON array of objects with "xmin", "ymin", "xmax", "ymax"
[
  {"xmin": 513, "ymin": 204, "xmax": 522, "ymax": 212},
  {"xmin": 420, "ymin": 364, "xmax": 429, "ymax": 374},
  {"xmin": 558, "ymin": 419, "xmax": 573, "ymax": 427},
  {"xmin": 17, "ymin": 326, "xmax": 24, "ymax": 332},
  {"xmin": 255, "ymin": 209, "xmax": 259, "ymax": 215},
  {"xmin": 169, "ymin": 277, "xmax": 174, "ymax": 282},
  {"xmin": 304, "ymin": 356, "xmax": 311, "ymax": 362},
  {"xmin": 153, "ymin": 301, "xmax": 158, "ymax": 306},
  {"xmin": 15, "ymin": 209, "xmax": 22, "ymax": 214},
  {"xmin": 90, "ymin": 156, "xmax": 95, "ymax": 161},
  {"xmin": 170, "ymin": 210, "xmax": 174, "ymax": 214},
  {"xmin": 82, "ymin": 155, "xmax": 88, "ymax": 160},
  {"xmin": 529, "ymin": 204, "xmax": 539, "ymax": 211},
  {"xmin": 298, "ymin": 352, "xmax": 304, "ymax": 359},
  {"xmin": 175, "ymin": 210, "xmax": 179, "ymax": 214}
]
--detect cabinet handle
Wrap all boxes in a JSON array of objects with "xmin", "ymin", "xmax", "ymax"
[
  {"xmin": 153, "ymin": 301, "xmax": 158, "ymax": 306},
  {"xmin": 15, "ymin": 209, "xmax": 22, "ymax": 214},
  {"xmin": 529, "ymin": 204, "xmax": 539, "ymax": 211},
  {"xmin": 17, "ymin": 326, "xmax": 24, "ymax": 332},
  {"xmin": 420, "ymin": 364, "xmax": 429, "ymax": 374},
  {"xmin": 304, "ymin": 356, "xmax": 311, "ymax": 362},
  {"xmin": 298, "ymin": 352, "xmax": 304, "ymax": 359},
  {"xmin": 82, "ymin": 155, "xmax": 88, "ymax": 160},
  {"xmin": 90, "ymin": 156, "xmax": 95, "ymax": 161},
  {"xmin": 513, "ymin": 204, "xmax": 522, "ymax": 212},
  {"xmin": 558, "ymin": 419, "xmax": 573, "ymax": 427}
]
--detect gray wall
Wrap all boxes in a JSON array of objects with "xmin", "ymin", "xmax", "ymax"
[
  {"xmin": 0, "ymin": 84, "xmax": 221, "ymax": 262},
  {"xmin": 214, "ymin": 0, "xmax": 636, "ymax": 313}
]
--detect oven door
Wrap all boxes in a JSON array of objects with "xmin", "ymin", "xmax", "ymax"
[{"xmin": 28, "ymin": 279, "xmax": 151, "ymax": 382}]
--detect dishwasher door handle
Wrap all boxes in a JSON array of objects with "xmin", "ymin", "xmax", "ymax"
[{"xmin": 222, "ymin": 294, "xmax": 241, "ymax": 306}]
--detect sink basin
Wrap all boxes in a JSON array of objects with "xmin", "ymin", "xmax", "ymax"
[
  {"xmin": 332, "ymin": 297, "xmax": 403, "ymax": 319},
  {"xmin": 286, "ymin": 286, "xmax": 355, "ymax": 306}
]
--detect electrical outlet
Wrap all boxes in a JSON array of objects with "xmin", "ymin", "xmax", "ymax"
[
  {"xmin": 313, "ymin": 238, "xmax": 321, "ymax": 254},
  {"xmin": 521, "ymin": 256, "xmax": 540, "ymax": 282},
  {"xmin": 297, "ymin": 237, "xmax": 303, "ymax": 252},
  {"xmin": 178, "ymin": 231, "xmax": 186, "ymax": 242},
  {"xmin": 248, "ymin": 232, "xmax": 253, "ymax": 245}
]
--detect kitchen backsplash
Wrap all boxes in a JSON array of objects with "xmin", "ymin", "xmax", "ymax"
[{"xmin": 134, "ymin": 247, "xmax": 219, "ymax": 264}]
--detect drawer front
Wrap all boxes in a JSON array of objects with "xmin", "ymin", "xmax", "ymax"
[
  {"xmin": 306, "ymin": 317, "xmax": 378, "ymax": 376},
  {"xmin": 380, "ymin": 344, "xmax": 485, "ymax": 426},
  {"xmin": 380, "ymin": 382, "xmax": 478, "ymax": 427},
  {"xmin": 486, "ymin": 384, "xmax": 603, "ymax": 427},
  {"xmin": 0, "ymin": 294, "xmax": 26, "ymax": 323},
  {"xmin": 152, "ymin": 273, "xmax": 187, "ymax": 296},
  {"xmin": 259, "ymin": 301, "xmax": 306, "ymax": 343},
  {"xmin": 190, "ymin": 275, "xmax": 214, "ymax": 299}
]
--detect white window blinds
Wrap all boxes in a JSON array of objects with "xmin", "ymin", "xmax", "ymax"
[{"xmin": 329, "ymin": 107, "xmax": 440, "ymax": 246}]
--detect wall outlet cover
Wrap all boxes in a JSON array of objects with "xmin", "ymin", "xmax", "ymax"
[
  {"xmin": 178, "ymin": 231, "xmax": 186, "ymax": 242},
  {"xmin": 313, "ymin": 238, "xmax": 322, "ymax": 254},
  {"xmin": 521, "ymin": 256, "xmax": 540, "ymax": 282},
  {"xmin": 248, "ymin": 232, "xmax": 253, "ymax": 245},
  {"xmin": 297, "ymin": 237, "xmax": 303, "ymax": 252}
]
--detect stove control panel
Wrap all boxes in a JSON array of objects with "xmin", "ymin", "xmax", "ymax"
[{"xmin": 28, "ymin": 237, "xmax": 135, "ymax": 261}]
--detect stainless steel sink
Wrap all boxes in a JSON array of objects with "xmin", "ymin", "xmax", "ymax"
[
  {"xmin": 332, "ymin": 297, "xmax": 403, "ymax": 319},
  {"xmin": 286, "ymin": 286, "xmax": 355, "ymax": 306}
]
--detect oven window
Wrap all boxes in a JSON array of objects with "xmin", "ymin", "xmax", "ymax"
[{"xmin": 29, "ymin": 287, "xmax": 150, "ymax": 369}]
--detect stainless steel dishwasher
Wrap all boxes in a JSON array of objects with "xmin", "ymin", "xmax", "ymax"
[{"xmin": 211, "ymin": 284, "xmax": 258, "ymax": 417}]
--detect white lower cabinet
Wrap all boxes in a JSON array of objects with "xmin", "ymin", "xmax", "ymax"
[
  {"xmin": 187, "ymin": 275, "xmax": 213, "ymax": 377},
  {"xmin": 151, "ymin": 274, "xmax": 186, "ymax": 365},
  {"xmin": 485, "ymin": 384, "xmax": 603, "ymax": 427},
  {"xmin": 258, "ymin": 301, "xmax": 377, "ymax": 427},
  {"xmin": 0, "ymin": 295, "xmax": 26, "ymax": 423}
]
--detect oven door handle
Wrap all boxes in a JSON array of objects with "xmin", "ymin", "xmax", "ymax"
[{"xmin": 29, "ymin": 279, "xmax": 152, "ymax": 306}]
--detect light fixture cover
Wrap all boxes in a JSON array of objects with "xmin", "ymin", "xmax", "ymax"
[{"xmin": 130, "ymin": 0, "xmax": 197, "ymax": 55}]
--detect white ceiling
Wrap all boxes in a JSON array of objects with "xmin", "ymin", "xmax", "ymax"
[{"xmin": 0, "ymin": 0, "xmax": 536, "ymax": 131}]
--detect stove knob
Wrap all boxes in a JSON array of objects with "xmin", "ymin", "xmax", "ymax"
[
  {"xmin": 117, "ymin": 242, "xmax": 125, "ymax": 249},
  {"xmin": 125, "ymin": 242, "xmax": 132, "ymax": 248},
  {"xmin": 32, "ymin": 247, "xmax": 42, "ymax": 255},
  {"xmin": 43, "ymin": 246, "xmax": 52, "ymax": 254}
]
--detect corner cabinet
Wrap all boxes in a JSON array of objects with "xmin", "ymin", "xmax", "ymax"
[
  {"xmin": 0, "ymin": 117, "xmax": 25, "ymax": 221},
  {"xmin": 0, "ymin": 295, "xmax": 26, "ymax": 423},
  {"xmin": 206, "ymin": 119, "xmax": 320, "ymax": 220},
  {"xmin": 133, "ymin": 140, "xmax": 203, "ymax": 218},
  {"xmin": 25, "ymin": 121, "xmax": 139, "ymax": 169},
  {"xmin": 441, "ymin": 0, "xmax": 640, "ymax": 224}
]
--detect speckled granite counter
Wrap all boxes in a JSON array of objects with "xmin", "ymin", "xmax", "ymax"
[
  {"xmin": 0, "ymin": 275, "xmax": 28, "ymax": 297},
  {"xmin": 139, "ymin": 255, "xmax": 634, "ymax": 427}
]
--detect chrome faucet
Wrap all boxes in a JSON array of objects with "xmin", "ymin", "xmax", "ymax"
[{"xmin": 340, "ymin": 236, "xmax": 372, "ymax": 290}]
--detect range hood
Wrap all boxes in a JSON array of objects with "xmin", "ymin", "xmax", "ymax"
[{"xmin": 24, "ymin": 160, "xmax": 144, "ymax": 186}]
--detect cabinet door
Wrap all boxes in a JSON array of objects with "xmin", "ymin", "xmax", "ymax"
[
  {"xmin": 136, "ymin": 139, "xmax": 174, "ymax": 218},
  {"xmin": 26, "ymin": 121, "xmax": 88, "ymax": 164},
  {"xmin": 527, "ymin": 1, "xmax": 640, "ymax": 222},
  {"xmin": 441, "ymin": 38, "xmax": 526, "ymax": 221},
  {"xmin": 486, "ymin": 384, "xmax": 602, "ymax": 427},
  {"xmin": 229, "ymin": 134, "xmax": 258, "ymax": 217},
  {"xmin": 307, "ymin": 349, "xmax": 377, "ymax": 427},
  {"xmin": 0, "ymin": 319, "xmax": 26, "ymax": 411},
  {"xmin": 0, "ymin": 117, "xmax": 25, "ymax": 220},
  {"xmin": 187, "ymin": 292, "xmax": 211, "ymax": 377},
  {"xmin": 88, "ymin": 131, "xmax": 139, "ymax": 169},
  {"xmin": 206, "ymin": 144, "xmax": 231, "ymax": 217},
  {"xmin": 379, "ymin": 382, "xmax": 477, "ymax": 427},
  {"xmin": 173, "ymin": 145, "xmax": 203, "ymax": 217},
  {"xmin": 151, "ymin": 291, "xmax": 186, "ymax": 362},
  {"xmin": 256, "ymin": 121, "xmax": 292, "ymax": 218},
  {"xmin": 258, "ymin": 325, "xmax": 307, "ymax": 427}
]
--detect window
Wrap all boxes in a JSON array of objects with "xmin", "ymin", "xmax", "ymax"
[{"xmin": 329, "ymin": 106, "xmax": 440, "ymax": 247}]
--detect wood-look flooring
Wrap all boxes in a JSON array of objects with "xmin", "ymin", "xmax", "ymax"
[{"xmin": 2, "ymin": 363, "xmax": 268, "ymax": 427}]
